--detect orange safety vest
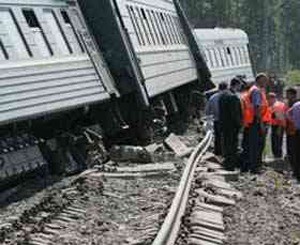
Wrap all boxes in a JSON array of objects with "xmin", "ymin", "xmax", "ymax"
[
  {"xmin": 243, "ymin": 85, "xmax": 271, "ymax": 127},
  {"xmin": 241, "ymin": 91, "xmax": 253, "ymax": 127},
  {"xmin": 270, "ymin": 101, "xmax": 287, "ymax": 127}
]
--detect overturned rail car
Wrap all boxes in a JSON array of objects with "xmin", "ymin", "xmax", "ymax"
[
  {"xmin": 0, "ymin": 0, "xmax": 119, "ymax": 186},
  {"xmin": 194, "ymin": 28, "xmax": 254, "ymax": 86},
  {"xmin": 78, "ymin": 0, "xmax": 211, "ymax": 129}
]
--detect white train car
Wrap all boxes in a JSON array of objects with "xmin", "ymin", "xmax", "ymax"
[
  {"xmin": 119, "ymin": 0, "xmax": 199, "ymax": 97},
  {"xmin": 0, "ymin": 0, "xmax": 118, "ymax": 185},
  {"xmin": 79, "ymin": 0, "xmax": 200, "ymax": 106},
  {"xmin": 0, "ymin": 0, "xmax": 117, "ymax": 125},
  {"xmin": 194, "ymin": 28, "xmax": 254, "ymax": 86}
]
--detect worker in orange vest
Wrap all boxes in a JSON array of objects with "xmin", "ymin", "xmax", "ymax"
[
  {"xmin": 240, "ymin": 83, "xmax": 252, "ymax": 172},
  {"xmin": 268, "ymin": 93, "xmax": 287, "ymax": 158},
  {"xmin": 242, "ymin": 73, "xmax": 270, "ymax": 173}
]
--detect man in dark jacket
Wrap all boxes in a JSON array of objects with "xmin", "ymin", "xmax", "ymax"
[{"xmin": 219, "ymin": 78, "xmax": 243, "ymax": 170}]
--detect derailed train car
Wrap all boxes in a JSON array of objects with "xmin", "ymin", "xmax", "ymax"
[
  {"xmin": 194, "ymin": 28, "xmax": 254, "ymax": 86},
  {"xmin": 78, "ymin": 0, "xmax": 211, "ymax": 136},
  {"xmin": 0, "ymin": 0, "xmax": 211, "ymax": 186},
  {"xmin": 0, "ymin": 0, "xmax": 121, "ymax": 185}
]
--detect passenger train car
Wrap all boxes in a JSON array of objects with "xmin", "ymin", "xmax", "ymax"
[
  {"xmin": 0, "ymin": 0, "xmax": 210, "ymax": 186},
  {"xmin": 0, "ymin": 0, "xmax": 120, "ymax": 185},
  {"xmin": 78, "ymin": 0, "xmax": 210, "ymax": 130},
  {"xmin": 194, "ymin": 28, "xmax": 254, "ymax": 86}
]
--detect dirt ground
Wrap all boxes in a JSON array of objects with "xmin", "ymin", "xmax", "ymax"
[{"xmin": 224, "ymin": 168, "xmax": 300, "ymax": 245}]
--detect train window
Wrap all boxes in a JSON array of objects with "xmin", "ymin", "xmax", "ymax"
[
  {"xmin": 0, "ymin": 38, "xmax": 9, "ymax": 60},
  {"xmin": 166, "ymin": 15, "xmax": 179, "ymax": 44},
  {"xmin": 226, "ymin": 47, "xmax": 231, "ymax": 55},
  {"xmin": 141, "ymin": 8, "xmax": 156, "ymax": 45},
  {"xmin": 170, "ymin": 16, "xmax": 181, "ymax": 44},
  {"xmin": 135, "ymin": 7, "xmax": 150, "ymax": 45},
  {"xmin": 224, "ymin": 47, "xmax": 231, "ymax": 66},
  {"xmin": 204, "ymin": 49, "xmax": 211, "ymax": 67},
  {"xmin": 163, "ymin": 13, "xmax": 174, "ymax": 44},
  {"xmin": 23, "ymin": 9, "xmax": 39, "ymax": 28},
  {"xmin": 127, "ymin": 6, "xmax": 143, "ymax": 45},
  {"xmin": 215, "ymin": 49, "xmax": 222, "ymax": 67},
  {"xmin": 60, "ymin": 10, "xmax": 85, "ymax": 53},
  {"xmin": 173, "ymin": 17, "xmax": 184, "ymax": 44},
  {"xmin": 231, "ymin": 47, "xmax": 238, "ymax": 65},
  {"xmin": 226, "ymin": 47, "xmax": 235, "ymax": 66},
  {"xmin": 153, "ymin": 11, "xmax": 166, "ymax": 45},
  {"xmin": 234, "ymin": 47, "xmax": 241, "ymax": 65},
  {"xmin": 149, "ymin": 10, "xmax": 162, "ymax": 45},
  {"xmin": 217, "ymin": 48, "xmax": 225, "ymax": 67},
  {"xmin": 237, "ymin": 47, "xmax": 243, "ymax": 65},
  {"xmin": 141, "ymin": 8, "xmax": 146, "ymax": 19},
  {"xmin": 157, "ymin": 12, "xmax": 171, "ymax": 45},
  {"xmin": 220, "ymin": 48, "xmax": 228, "ymax": 67},
  {"xmin": 232, "ymin": 47, "xmax": 238, "ymax": 66},
  {"xmin": 244, "ymin": 47, "xmax": 250, "ymax": 63},
  {"xmin": 236, "ymin": 47, "xmax": 242, "ymax": 65},
  {"xmin": 209, "ymin": 49, "xmax": 217, "ymax": 68},
  {"xmin": 61, "ymin": 9, "xmax": 71, "ymax": 24},
  {"xmin": 146, "ymin": 10, "xmax": 160, "ymax": 45},
  {"xmin": 240, "ymin": 47, "xmax": 245, "ymax": 63},
  {"xmin": 23, "ymin": 9, "xmax": 53, "ymax": 57},
  {"xmin": 236, "ymin": 47, "xmax": 243, "ymax": 64},
  {"xmin": 128, "ymin": 7, "xmax": 145, "ymax": 45},
  {"xmin": 0, "ymin": 10, "xmax": 32, "ymax": 60},
  {"xmin": 43, "ymin": 10, "xmax": 72, "ymax": 55}
]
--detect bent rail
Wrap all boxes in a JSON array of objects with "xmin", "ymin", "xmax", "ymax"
[{"xmin": 152, "ymin": 128, "xmax": 213, "ymax": 245}]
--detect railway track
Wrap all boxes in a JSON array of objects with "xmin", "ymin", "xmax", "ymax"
[
  {"xmin": 1, "ymin": 119, "xmax": 236, "ymax": 245},
  {"xmin": 0, "ymin": 134, "xmax": 187, "ymax": 244},
  {"xmin": 153, "ymin": 125, "xmax": 242, "ymax": 245}
]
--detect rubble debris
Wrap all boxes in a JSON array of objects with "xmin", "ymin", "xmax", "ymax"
[
  {"xmin": 164, "ymin": 133, "xmax": 193, "ymax": 157},
  {"xmin": 109, "ymin": 145, "xmax": 152, "ymax": 163},
  {"xmin": 144, "ymin": 143, "xmax": 165, "ymax": 155},
  {"xmin": 116, "ymin": 162, "xmax": 176, "ymax": 173}
]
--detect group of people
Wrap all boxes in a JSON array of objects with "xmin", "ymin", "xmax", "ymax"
[{"xmin": 206, "ymin": 73, "xmax": 300, "ymax": 179}]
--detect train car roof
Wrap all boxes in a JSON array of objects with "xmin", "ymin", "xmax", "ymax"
[{"xmin": 194, "ymin": 28, "xmax": 249, "ymax": 42}]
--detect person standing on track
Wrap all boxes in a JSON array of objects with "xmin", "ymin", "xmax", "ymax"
[
  {"xmin": 268, "ymin": 93, "xmax": 287, "ymax": 159},
  {"xmin": 205, "ymin": 82, "xmax": 228, "ymax": 156},
  {"xmin": 243, "ymin": 73, "xmax": 270, "ymax": 173},
  {"xmin": 219, "ymin": 78, "xmax": 242, "ymax": 171},
  {"xmin": 287, "ymin": 101, "xmax": 300, "ymax": 180}
]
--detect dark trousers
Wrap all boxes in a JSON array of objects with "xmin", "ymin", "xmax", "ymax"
[
  {"xmin": 222, "ymin": 127, "xmax": 240, "ymax": 171},
  {"xmin": 271, "ymin": 125, "xmax": 284, "ymax": 158},
  {"xmin": 243, "ymin": 123, "xmax": 266, "ymax": 172},
  {"xmin": 213, "ymin": 121, "xmax": 222, "ymax": 156},
  {"xmin": 241, "ymin": 128, "xmax": 250, "ymax": 172},
  {"xmin": 288, "ymin": 131, "xmax": 300, "ymax": 179}
]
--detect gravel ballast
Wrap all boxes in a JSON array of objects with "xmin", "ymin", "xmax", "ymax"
[{"xmin": 224, "ymin": 169, "xmax": 300, "ymax": 245}]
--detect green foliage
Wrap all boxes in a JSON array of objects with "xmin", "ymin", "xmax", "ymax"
[
  {"xmin": 180, "ymin": 0, "xmax": 300, "ymax": 75},
  {"xmin": 286, "ymin": 70, "xmax": 300, "ymax": 86}
]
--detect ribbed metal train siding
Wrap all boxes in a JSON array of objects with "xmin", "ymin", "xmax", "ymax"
[
  {"xmin": 137, "ymin": 50, "xmax": 197, "ymax": 97},
  {"xmin": 0, "ymin": 55, "xmax": 110, "ymax": 125},
  {"xmin": 118, "ymin": 0, "xmax": 198, "ymax": 98}
]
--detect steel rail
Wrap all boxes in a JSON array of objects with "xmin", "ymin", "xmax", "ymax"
[{"xmin": 152, "ymin": 129, "xmax": 213, "ymax": 245}]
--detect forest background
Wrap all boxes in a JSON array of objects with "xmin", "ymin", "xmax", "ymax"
[{"xmin": 180, "ymin": 0, "xmax": 300, "ymax": 85}]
